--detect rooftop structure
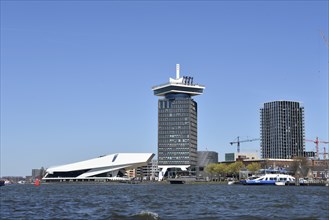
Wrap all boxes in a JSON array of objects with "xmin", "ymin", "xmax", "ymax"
[{"xmin": 152, "ymin": 64, "xmax": 205, "ymax": 96}]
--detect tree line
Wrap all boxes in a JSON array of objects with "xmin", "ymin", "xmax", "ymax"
[{"xmin": 205, "ymin": 162, "xmax": 261, "ymax": 181}]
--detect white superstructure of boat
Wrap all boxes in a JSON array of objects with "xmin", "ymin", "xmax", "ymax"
[{"xmin": 241, "ymin": 173, "xmax": 295, "ymax": 185}]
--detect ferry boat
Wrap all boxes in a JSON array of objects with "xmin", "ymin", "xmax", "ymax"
[{"xmin": 240, "ymin": 174, "xmax": 295, "ymax": 185}]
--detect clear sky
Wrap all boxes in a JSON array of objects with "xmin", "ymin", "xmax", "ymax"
[{"xmin": 1, "ymin": 1, "xmax": 328, "ymax": 177}]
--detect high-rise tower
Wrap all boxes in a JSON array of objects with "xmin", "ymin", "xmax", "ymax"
[
  {"xmin": 260, "ymin": 101, "xmax": 305, "ymax": 159},
  {"xmin": 152, "ymin": 64, "xmax": 205, "ymax": 180}
]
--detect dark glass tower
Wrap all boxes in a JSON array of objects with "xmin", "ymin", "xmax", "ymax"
[
  {"xmin": 152, "ymin": 65, "xmax": 205, "ymax": 180},
  {"xmin": 158, "ymin": 94, "xmax": 198, "ymax": 166},
  {"xmin": 260, "ymin": 101, "xmax": 305, "ymax": 159}
]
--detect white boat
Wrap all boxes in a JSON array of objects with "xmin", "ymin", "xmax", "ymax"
[
  {"xmin": 228, "ymin": 181, "xmax": 235, "ymax": 185},
  {"xmin": 241, "ymin": 174, "xmax": 295, "ymax": 185},
  {"xmin": 275, "ymin": 181, "xmax": 286, "ymax": 186},
  {"xmin": 4, "ymin": 180, "xmax": 12, "ymax": 185}
]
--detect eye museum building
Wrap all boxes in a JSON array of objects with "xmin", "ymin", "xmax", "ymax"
[{"xmin": 43, "ymin": 153, "xmax": 154, "ymax": 182}]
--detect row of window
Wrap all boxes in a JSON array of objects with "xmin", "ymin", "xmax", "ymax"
[
  {"xmin": 159, "ymin": 134, "xmax": 190, "ymax": 138},
  {"xmin": 159, "ymin": 156, "xmax": 190, "ymax": 160},
  {"xmin": 160, "ymin": 113, "xmax": 190, "ymax": 117},
  {"xmin": 159, "ymin": 99, "xmax": 191, "ymax": 104},
  {"xmin": 158, "ymin": 127, "xmax": 190, "ymax": 133},
  {"xmin": 159, "ymin": 161, "xmax": 190, "ymax": 165},
  {"xmin": 159, "ymin": 147, "xmax": 190, "ymax": 151},
  {"xmin": 159, "ymin": 121, "xmax": 191, "ymax": 126},
  {"xmin": 159, "ymin": 108, "xmax": 190, "ymax": 113},
  {"xmin": 158, "ymin": 139, "xmax": 190, "ymax": 143},
  {"xmin": 158, "ymin": 143, "xmax": 190, "ymax": 147},
  {"xmin": 159, "ymin": 102, "xmax": 190, "ymax": 109},
  {"xmin": 159, "ymin": 152, "xmax": 190, "ymax": 156},
  {"xmin": 159, "ymin": 117, "xmax": 190, "ymax": 122}
]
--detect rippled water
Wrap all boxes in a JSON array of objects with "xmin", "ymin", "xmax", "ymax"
[{"xmin": 1, "ymin": 183, "xmax": 328, "ymax": 219}]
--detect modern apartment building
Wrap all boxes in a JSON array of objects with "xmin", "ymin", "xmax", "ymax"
[
  {"xmin": 152, "ymin": 64, "xmax": 205, "ymax": 180},
  {"xmin": 260, "ymin": 101, "xmax": 305, "ymax": 159}
]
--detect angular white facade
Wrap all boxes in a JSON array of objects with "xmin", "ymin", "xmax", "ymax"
[{"xmin": 43, "ymin": 153, "xmax": 154, "ymax": 181}]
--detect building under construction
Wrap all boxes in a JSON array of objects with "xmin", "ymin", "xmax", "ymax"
[{"xmin": 260, "ymin": 101, "xmax": 305, "ymax": 159}]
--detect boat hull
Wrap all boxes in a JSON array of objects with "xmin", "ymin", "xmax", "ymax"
[{"xmin": 242, "ymin": 180, "xmax": 276, "ymax": 185}]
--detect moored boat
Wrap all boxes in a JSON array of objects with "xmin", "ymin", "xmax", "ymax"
[
  {"xmin": 240, "ymin": 174, "xmax": 295, "ymax": 185},
  {"xmin": 228, "ymin": 181, "xmax": 235, "ymax": 185}
]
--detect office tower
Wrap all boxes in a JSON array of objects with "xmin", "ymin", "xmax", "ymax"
[
  {"xmin": 260, "ymin": 101, "xmax": 305, "ymax": 159},
  {"xmin": 152, "ymin": 64, "xmax": 205, "ymax": 180}
]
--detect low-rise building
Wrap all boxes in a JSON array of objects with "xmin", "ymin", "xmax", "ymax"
[{"xmin": 225, "ymin": 152, "xmax": 259, "ymax": 162}]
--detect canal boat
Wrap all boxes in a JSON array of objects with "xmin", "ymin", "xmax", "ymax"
[{"xmin": 240, "ymin": 174, "xmax": 295, "ymax": 185}]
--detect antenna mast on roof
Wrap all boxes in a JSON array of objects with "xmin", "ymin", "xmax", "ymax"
[{"xmin": 176, "ymin": 64, "xmax": 180, "ymax": 79}]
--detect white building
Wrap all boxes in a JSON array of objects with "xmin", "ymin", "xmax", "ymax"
[{"xmin": 43, "ymin": 153, "xmax": 154, "ymax": 182}]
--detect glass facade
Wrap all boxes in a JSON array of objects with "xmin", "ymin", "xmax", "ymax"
[
  {"xmin": 158, "ymin": 93, "xmax": 198, "ymax": 167},
  {"xmin": 260, "ymin": 101, "xmax": 305, "ymax": 159}
]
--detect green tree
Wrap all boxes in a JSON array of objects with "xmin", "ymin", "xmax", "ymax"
[
  {"xmin": 227, "ymin": 161, "xmax": 244, "ymax": 179},
  {"xmin": 246, "ymin": 162, "xmax": 261, "ymax": 173},
  {"xmin": 214, "ymin": 163, "xmax": 228, "ymax": 181},
  {"xmin": 205, "ymin": 163, "xmax": 217, "ymax": 181}
]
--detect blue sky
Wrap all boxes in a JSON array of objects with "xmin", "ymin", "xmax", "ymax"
[{"xmin": 1, "ymin": 1, "xmax": 328, "ymax": 177}]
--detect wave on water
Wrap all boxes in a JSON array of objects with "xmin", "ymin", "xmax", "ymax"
[
  {"xmin": 110, "ymin": 211, "xmax": 160, "ymax": 220},
  {"xmin": 131, "ymin": 211, "xmax": 160, "ymax": 220}
]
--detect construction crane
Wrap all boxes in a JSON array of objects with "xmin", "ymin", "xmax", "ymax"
[
  {"xmin": 230, "ymin": 136, "xmax": 260, "ymax": 153},
  {"xmin": 305, "ymin": 137, "xmax": 329, "ymax": 159}
]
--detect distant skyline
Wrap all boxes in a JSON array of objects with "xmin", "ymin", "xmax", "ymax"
[{"xmin": 1, "ymin": 1, "xmax": 328, "ymax": 176}]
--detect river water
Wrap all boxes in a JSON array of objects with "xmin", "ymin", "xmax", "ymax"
[{"xmin": 1, "ymin": 183, "xmax": 328, "ymax": 219}]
